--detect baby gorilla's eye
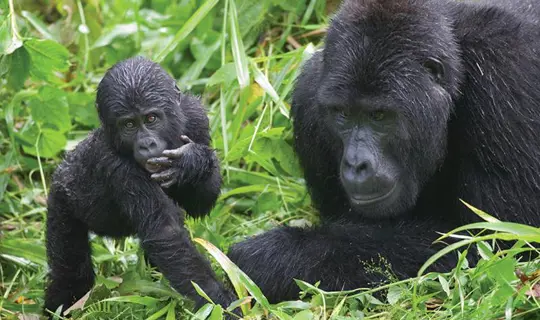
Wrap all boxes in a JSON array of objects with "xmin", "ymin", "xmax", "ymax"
[
  {"xmin": 329, "ymin": 105, "xmax": 349, "ymax": 117},
  {"xmin": 125, "ymin": 121, "xmax": 135, "ymax": 128},
  {"xmin": 145, "ymin": 113, "xmax": 157, "ymax": 124},
  {"xmin": 369, "ymin": 110, "xmax": 387, "ymax": 122}
]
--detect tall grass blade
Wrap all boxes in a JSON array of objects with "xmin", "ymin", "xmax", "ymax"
[{"xmin": 154, "ymin": 0, "xmax": 219, "ymax": 62}]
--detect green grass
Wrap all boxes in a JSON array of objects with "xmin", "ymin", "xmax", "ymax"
[{"xmin": 1, "ymin": 0, "xmax": 540, "ymax": 319}]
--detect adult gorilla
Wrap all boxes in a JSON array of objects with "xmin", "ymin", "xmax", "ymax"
[
  {"xmin": 45, "ymin": 57, "xmax": 235, "ymax": 315},
  {"xmin": 229, "ymin": 0, "xmax": 540, "ymax": 303}
]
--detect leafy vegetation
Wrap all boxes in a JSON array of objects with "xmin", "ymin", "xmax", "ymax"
[{"xmin": 1, "ymin": 0, "xmax": 540, "ymax": 319}]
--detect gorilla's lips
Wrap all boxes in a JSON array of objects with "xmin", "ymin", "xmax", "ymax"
[{"xmin": 348, "ymin": 182, "xmax": 397, "ymax": 206}]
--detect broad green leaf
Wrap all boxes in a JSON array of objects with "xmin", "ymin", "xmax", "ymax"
[
  {"xmin": 292, "ymin": 310, "xmax": 314, "ymax": 320},
  {"xmin": 29, "ymin": 86, "xmax": 72, "ymax": 133},
  {"xmin": 0, "ymin": 52, "xmax": 10, "ymax": 77},
  {"xmin": 269, "ymin": 139, "xmax": 301, "ymax": 176},
  {"xmin": 207, "ymin": 63, "xmax": 237, "ymax": 87},
  {"xmin": 438, "ymin": 275, "xmax": 451, "ymax": 297},
  {"xmin": 92, "ymin": 23, "xmax": 138, "ymax": 48},
  {"xmin": 117, "ymin": 279, "xmax": 181, "ymax": 298},
  {"xmin": 275, "ymin": 300, "xmax": 311, "ymax": 310},
  {"xmin": 95, "ymin": 275, "xmax": 123, "ymax": 289},
  {"xmin": 18, "ymin": 126, "xmax": 67, "ymax": 158},
  {"xmin": 387, "ymin": 285, "xmax": 404, "ymax": 304},
  {"xmin": 25, "ymin": 39, "xmax": 70, "ymax": 81},
  {"xmin": 477, "ymin": 241, "xmax": 495, "ymax": 260},
  {"xmin": 7, "ymin": 46, "xmax": 31, "ymax": 90},
  {"xmin": 235, "ymin": 0, "xmax": 271, "ymax": 37},
  {"xmin": 271, "ymin": 0, "xmax": 306, "ymax": 15},
  {"xmin": 68, "ymin": 92, "xmax": 100, "ymax": 128},
  {"xmin": 0, "ymin": 18, "xmax": 11, "ymax": 54},
  {"xmin": 487, "ymin": 258, "xmax": 517, "ymax": 304},
  {"xmin": 0, "ymin": 150, "xmax": 14, "ymax": 200},
  {"xmin": 487, "ymin": 258, "xmax": 516, "ymax": 286},
  {"xmin": 102, "ymin": 295, "xmax": 159, "ymax": 307},
  {"xmin": 0, "ymin": 15, "xmax": 23, "ymax": 54}
]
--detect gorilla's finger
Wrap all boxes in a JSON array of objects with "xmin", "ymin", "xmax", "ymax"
[
  {"xmin": 180, "ymin": 135, "xmax": 194, "ymax": 144},
  {"xmin": 160, "ymin": 179, "xmax": 177, "ymax": 188},
  {"xmin": 162, "ymin": 145, "xmax": 189, "ymax": 159},
  {"xmin": 151, "ymin": 169, "xmax": 176, "ymax": 182},
  {"xmin": 147, "ymin": 157, "xmax": 173, "ymax": 166}
]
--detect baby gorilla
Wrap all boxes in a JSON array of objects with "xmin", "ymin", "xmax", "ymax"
[{"xmin": 44, "ymin": 57, "xmax": 235, "ymax": 316}]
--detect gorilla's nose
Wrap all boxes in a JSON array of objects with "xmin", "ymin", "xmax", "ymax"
[
  {"xmin": 139, "ymin": 139, "xmax": 157, "ymax": 151},
  {"xmin": 138, "ymin": 138, "xmax": 160, "ymax": 157},
  {"xmin": 342, "ymin": 156, "xmax": 376, "ymax": 183}
]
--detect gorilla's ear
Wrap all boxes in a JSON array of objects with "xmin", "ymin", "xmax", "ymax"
[{"xmin": 423, "ymin": 57, "xmax": 445, "ymax": 84}]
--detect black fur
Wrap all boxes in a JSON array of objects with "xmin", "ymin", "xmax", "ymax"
[
  {"xmin": 44, "ymin": 57, "xmax": 235, "ymax": 315},
  {"xmin": 229, "ymin": 0, "xmax": 540, "ymax": 303}
]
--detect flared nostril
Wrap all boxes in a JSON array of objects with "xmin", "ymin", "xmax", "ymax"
[{"xmin": 356, "ymin": 161, "xmax": 370, "ymax": 174}]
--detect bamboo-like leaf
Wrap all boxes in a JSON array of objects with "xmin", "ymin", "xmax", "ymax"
[
  {"xmin": 250, "ymin": 60, "xmax": 289, "ymax": 118},
  {"xmin": 228, "ymin": 0, "xmax": 250, "ymax": 88},
  {"xmin": 195, "ymin": 237, "xmax": 275, "ymax": 315},
  {"xmin": 21, "ymin": 11, "xmax": 60, "ymax": 41},
  {"xmin": 418, "ymin": 233, "xmax": 538, "ymax": 276},
  {"xmin": 435, "ymin": 222, "xmax": 540, "ymax": 243},
  {"xmin": 154, "ymin": 0, "xmax": 219, "ymax": 62},
  {"xmin": 460, "ymin": 200, "xmax": 501, "ymax": 223}
]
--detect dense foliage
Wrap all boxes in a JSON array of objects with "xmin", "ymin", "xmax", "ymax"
[{"xmin": 1, "ymin": 0, "xmax": 540, "ymax": 319}]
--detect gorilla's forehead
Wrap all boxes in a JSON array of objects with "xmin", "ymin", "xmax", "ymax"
[
  {"xmin": 328, "ymin": 0, "xmax": 452, "ymax": 57},
  {"xmin": 319, "ymin": 1, "xmax": 453, "ymax": 98},
  {"xmin": 98, "ymin": 57, "xmax": 176, "ymax": 103},
  {"xmin": 319, "ymin": 43, "xmax": 422, "ymax": 101},
  {"xmin": 99, "ymin": 66, "xmax": 177, "ymax": 112},
  {"xmin": 338, "ymin": 0, "xmax": 437, "ymax": 23}
]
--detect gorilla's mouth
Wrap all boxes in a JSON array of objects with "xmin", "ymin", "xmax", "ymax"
[{"xmin": 348, "ymin": 183, "xmax": 398, "ymax": 206}]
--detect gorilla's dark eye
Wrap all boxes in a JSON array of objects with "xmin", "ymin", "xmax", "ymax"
[
  {"xmin": 369, "ymin": 110, "xmax": 386, "ymax": 122},
  {"xmin": 424, "ymin": 58, "xmax": 445, "ymax": 82},
  {"xmin": 125, "ymin": 121, "xmax": 135, "ymax": 128},
  {"xmin": 146, "ymin": 113, "xmax": 157, "ymax": 124},
  {"xmin": 329, "ymin": 105, "xmax": 349, "ymax": 117}
]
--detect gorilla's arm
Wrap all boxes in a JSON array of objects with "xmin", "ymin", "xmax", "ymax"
[
  {"xmin": 228, "ymin": 220, "xmax": 457, "ymax": 303},
  {"xmin": 112, "ymin": 165, "xmax": 232, "ymax": 306},
  {"xmin": 148, "ymin": 138, "xmax": 221, "ymax": 218},
  {"xmin": 148, "ymin": 94, "xmax": 222, "ymax": 218}
]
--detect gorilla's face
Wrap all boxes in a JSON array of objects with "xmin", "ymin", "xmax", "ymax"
[
  {"xmin": 317, "ymin": 10, "xmax": 461, "ymax": 218},
  {"xmin": 325, "ymin": 102, "xmax": 402, "ymax": 213},
  {"xmin": 115, "ymin": 108, "xmax": 169, "ymax": 169},
  {"xmin": 96, "ymin": 57, "xmax": 187, "ymax": 170},
  {"xmin": 321, "ymin": 90, "xmax": 452, "ymax": 218}
]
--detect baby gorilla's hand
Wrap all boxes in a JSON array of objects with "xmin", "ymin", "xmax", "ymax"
[{"xmin": 147, "ymin": 135, "xmax": 202, "ymax": 188}]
